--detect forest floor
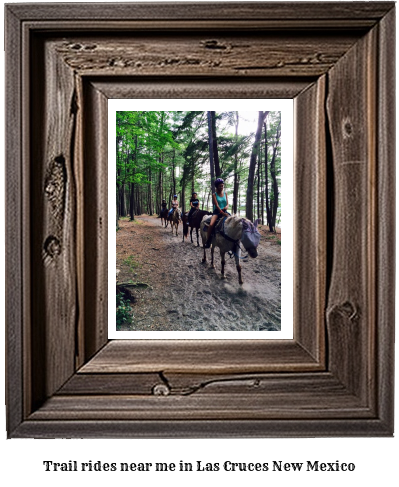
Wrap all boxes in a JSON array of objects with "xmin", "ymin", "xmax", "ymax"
[{"xmin": 116, "ymin": 214, "xmax": 281, "ymax": 332}]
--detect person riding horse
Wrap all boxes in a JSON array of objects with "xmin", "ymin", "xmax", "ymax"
[
  {"xmin": 168, "ymin": 195, "xmax": 179, "ymax": 218},
  {"xmin": 205, "ymin": 178, "xmax": 230, "ymax": 248},
  {"xmin": 186, "ymin": 192, "xmax": 200, "ymax": 226},
  {"xmin": 160, "ymin": 199, "xmax": 168, "ymax": 226}
]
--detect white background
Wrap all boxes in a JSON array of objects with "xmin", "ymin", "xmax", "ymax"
[{"xmin": 1, "ymin": 1, "xmax": 397, "ymax": 486}]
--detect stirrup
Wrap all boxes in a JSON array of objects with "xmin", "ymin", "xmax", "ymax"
[{"xmin": 204, "ymin": 239, "xmax": 211, "ymax": 248}]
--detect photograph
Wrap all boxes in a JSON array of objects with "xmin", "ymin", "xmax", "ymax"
[
  {"xmin": 4, "ymin": 0, "xmax": 395, "ymax": 455},
  {"xmin": 115, "ymin": 109, "xmax": 283, "ymax": 333}
]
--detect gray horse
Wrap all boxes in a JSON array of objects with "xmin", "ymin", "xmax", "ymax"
[{"xmin": 200, "ymin": 215, "xmax": 261, "ymax": 284}]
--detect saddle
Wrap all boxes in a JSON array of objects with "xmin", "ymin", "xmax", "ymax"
[{"xmin": 202, "ymin": 214, "xmax": 225, "ymax": 236}]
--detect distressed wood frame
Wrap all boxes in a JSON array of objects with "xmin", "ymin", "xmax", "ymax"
[{"xmin": 5, "ymin": 2, "xmax": 395, "ymax": 438}]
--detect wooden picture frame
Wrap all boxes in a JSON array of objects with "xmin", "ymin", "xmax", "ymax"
[{"xmin": 5, "ymin": 2, "xmax": 395, "ymax": 438}]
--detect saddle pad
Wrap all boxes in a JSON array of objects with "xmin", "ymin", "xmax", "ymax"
[
  {"xmin": 202, "ymin": 215, "xmax": 212, "ymax": 227},
  {"xmin": 202, "ymin": 214, "xmax": 225, "ymax": 234},
  {"xmin": 215, "ymin": 216, "xmax": 225, "ymax": 231}
]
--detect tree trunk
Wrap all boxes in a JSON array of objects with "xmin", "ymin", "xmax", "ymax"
[
  {"xmin": 116, "ymin": 186, "xmax": 119, "ymax": 230},
  {"xmin": 270, "ymin": 121, "xmax": 281, "ymax": 232},
  {"xmin": 172, "ymin": 149, "xmax": 176, "ymax": 196},
  {"xmin": 129, "ymin": 182, "xmax": 135, "ymax": 221},
  {"xmin": 256, "ymin": 146, "xmax": 260, "ymax": 220},
  {"xmin": 211, "ymin": 111, "xmax": 221, "ymax": 177},
  {"xmin": 206, "ymin": 190, "xmax": 211, "ymax": 212},
  {"xmin": 207, "ymin": 111, "xmax": 216, "ymax": 194},
  {"xmin": 246, "ymin": 111, "xmax": 268, "ymax": 221},
  {"xmin": 148, "ymin": 168, "xmax": 153, "ymax": 215},
  {"xmin": 181, "ymin": 182, "xmax": 185, "ymax": 214},
  {"xmin": 119, "ymin": 183, "xmax": 126, "ymax": 217},
  {"xmin": 264, "ymin": 121, "xmax": 272, "ymax": 229},
  {"xmin": 233, "ymin": 111, "xmax": 239, "ymax": 215},
  {"xmin": 260, "ymin": 143, "xmax": 264, "ymax": 225}
]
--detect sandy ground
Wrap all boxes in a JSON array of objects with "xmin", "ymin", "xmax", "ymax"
[{"xmin": 116, "ymin": 214, "xmax": 281, "ymax": 332}]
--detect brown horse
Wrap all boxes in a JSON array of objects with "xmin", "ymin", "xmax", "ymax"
[
  {"xmin": 160, "ymin": 207, "xmax": 168, "ymax": 227},
  {"xmin": 182, "ymin": 209, "xmax": 212, "ymax": 246},
  {"xmin": 168, "ymin": 208, "xmax": 180, "ymax": 236}
]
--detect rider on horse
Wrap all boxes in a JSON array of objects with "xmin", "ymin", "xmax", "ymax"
[
  {"xmin": 186, "ymin": 192, "xmax": 199, "ymax": 225},
  {"xmin": 205, "ymin": 178, "xmax": 230, "ymax": 248},
  {"xmin": 168, "ymin": 195, "xmax": 179, "ymax": 217}
]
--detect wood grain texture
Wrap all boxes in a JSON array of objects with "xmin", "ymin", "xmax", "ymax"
[
  {"xmin": 29, "ymin": 393, "xmax": 371, "ymax": 421},
  {"xmin": 325, "ymin": 26, "xmax": 376, "ymax": 405},
  {"xmin": 5, "ymin": 2, "xmax": 395, "ymax": 438},
  {"xmin": 7, "ymin": 2, "xmax": 394, "ymax": 22},
  {"xmin": 294, "ymin": 76, "xmax": 326, "ymax": 364},
  {"xmin": 79, "ymin": 340, "xmax": 321, "ymax": 374},
  {"xmin": 59, "ymin": 371, "xmax": 359, "ymax": 398},
  {"xmin": 376, "ymin": 7, "xmax": 395, "ymax": 432},
  {"xmin": 30, "ymin": 36, "xmax": 78, "ymax": 407},
  {"xmin": 91, "ymin": 78, "xmax": 311, "ymax": 100},
  {"xmin": 82, "ymin": 81, "xmax": 109, "ymax": 362},
  {"xmin": 13, "ymin": 418, "xmax": 391, "ymax": 439},
  {"xmin": 5, "ymin": 5, "xmax": 24, "ymax": 437},
  {"xmin": 58, "ymin": 372, "xmax": 163, "ymax": 395},
  {"xmin": 52, "ymin": 33, "xmax": 360, "ymax": 78}
]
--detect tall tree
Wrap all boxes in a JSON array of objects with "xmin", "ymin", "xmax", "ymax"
[
  {"xmin": 116, "ymin": 110, "xmax": 281, "ymax": 225},
  {"xmin": 211, "ymin": 111, "xmax": 221, "ymax": 177},
  {"xmin": 246, "ymin": 111, "xmax": 269, "ymax": 221},
  {"xmin": 207, "ymin": 111, "xmax": 216, "ymax": 194},
  {"xmin": 233, "ymin": 111, "xmax": 239, "ymax": 214},
  {"xmin": 264, "ymin": 113, "xmax": 281, "ymax": 231},
  {"xmin": 269, "ymin": 117, "xmax": 281, "ymax": 232}
]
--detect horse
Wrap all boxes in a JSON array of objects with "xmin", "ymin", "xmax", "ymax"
[
  {"xmin": 168, "ymin": 207, "xmax": 181, "ymax": 236},
  {"xmin": 182, "ymin": 208, "xmax": 212, "ymax": 246},
  {"xmin": 160, "ymin": 207, "xmax": 168, "ymax": 227},
  {"xmin": 200, "ymin": 215, "xmax": 261, "ymax": 285}
]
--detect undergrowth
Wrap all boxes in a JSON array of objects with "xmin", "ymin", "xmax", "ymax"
[
  {"xmin": 116, "ymin": 292, "xmax": 133, "ymax": 329},
  {"xmin": 123, "ymin": 255, "xmax": 140, "ymax": 272}
]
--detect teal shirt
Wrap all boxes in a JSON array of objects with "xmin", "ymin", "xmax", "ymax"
[{"xmin": 213, "ymin": 191, "xmax": 227, "ymax": 212}]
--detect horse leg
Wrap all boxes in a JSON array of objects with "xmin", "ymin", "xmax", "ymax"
[
  {"xmin": 175, "ymin": 223, "xmax": 178, "ymax": 236},
  {"xmin": 211, "ymin": 244, "xmax": 215, "ymax": 269},
  {"xmin": 196, "ymin": 228, "xmax": 199, "ymax": 247},
  {"xmin": 235, "ymin": 248, "xmax": 243, "ymax": 285},
  {"xmin": 220, "ymin": 250, "xmax": 226, "ymax": 278},
  {"xmin": 190, "ymin": 228, "xmax": 193, "ymax": 243}
]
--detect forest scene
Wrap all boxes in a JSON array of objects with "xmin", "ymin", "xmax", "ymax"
[{"xmin": 116, "ymin": 110, "xmax": 282, "ymax": 332}]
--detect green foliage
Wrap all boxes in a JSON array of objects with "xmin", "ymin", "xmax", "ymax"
[
  {"xmin": 116, "ymin": 292, "xmax": 133, "ymax": 327},
  {"xmin": 123, "ymin": 255, "xmax": 140, "ymax": 272},
  {"xmin": 116, "ymin": 110, "xmax": 282, "ymax": 224}
]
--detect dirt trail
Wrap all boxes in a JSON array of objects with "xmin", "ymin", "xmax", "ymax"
[{"xmin": 116, "ymin": 215, "xmax": 281, "ymax": 332}]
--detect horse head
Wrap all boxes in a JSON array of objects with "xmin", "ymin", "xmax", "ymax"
[{"xmin": 240, "ymin": 218, "xmax": 261, "ymax": 258}]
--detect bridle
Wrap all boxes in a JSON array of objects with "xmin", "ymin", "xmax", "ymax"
[{"xmin": 218, "ymin": 217, "xmax": 258, "ymax": 260}]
